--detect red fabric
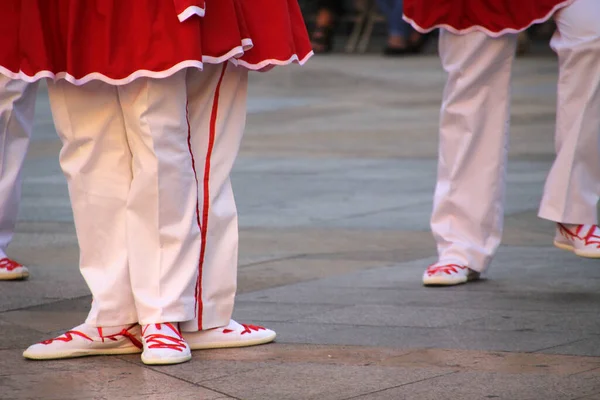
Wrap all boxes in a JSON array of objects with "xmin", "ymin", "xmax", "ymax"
[
  {"xmin": 200, "ymin": 0, "xmax": 313, "ymax": 69},
  {"xmin": 234, "ymin": 0, "xmax": 314, "ymax": 69},
  {"xmin": 0, "ymin": 0, "xmax": 312, "ymax": 83},
  {"xmin": 404, "ymin": 0, "xmax": 573, "ymax": 35},
  {"xmin": 201, "ymin": 0, "xmax": 250, "ymax": 62},
  {"xmin": 0, "ymin": 0, "xmax": 203, "ymax": 82}
]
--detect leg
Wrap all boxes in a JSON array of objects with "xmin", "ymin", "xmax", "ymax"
[
  {"xmin": 24, "ymin": 79, "xmax": 143, "ymax": 361},
  {"xmin": 541, "ymin": 0, "xmax": 600, "ymax": 258},
  {"xmin": 47, "ymin": 79, "xmax": 137, "ymax": 326},
  {"xmin": 378, "ymin": 0, "xmax": 409, "ymax": 51},
  {"xmin": 179, "ymin": 63, "xmax": 247, "ymax": 332},
  {"xmin": 0, "ymin": 77, "xmax": 37, "ymax": 280},
  {"xmin": 180, "ymin": 63, "xmax": 275, "ymax": 349},
  {"xmin": 426, "ymin": 29, "xmax": 517, "ymax": 285},
  {"xmin": 117, "ymin": 70, "xmax": 201, "ymax": 326},
  {"xmin": 540, "ymin": 0, "xmax": 600, "ymax": 224}
]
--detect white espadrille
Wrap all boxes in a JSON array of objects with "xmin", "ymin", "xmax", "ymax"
[
  {"xmin": 0, "ymin": 258, "xmax": 29, "ymax": 281},
  {"xmin": 422, "ymin": 263, "xmax": 480, "ymax": 286},
  {"xmin": 554, "ymin": 223, "xmax": 600, "ymax": 258},
  {"xmin": 23, "ymin": 323, "xmax": 142, "ymax": 360},
  {"xmin": 183, "ymin": 320, "xmax": 276, "ymax": 350},
  {"xmin": 141, "ymin": 323, "xmax": 191, "ymax": 365}
]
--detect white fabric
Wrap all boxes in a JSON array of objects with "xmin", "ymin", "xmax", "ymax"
[
  {"xmin": 554, "ymin": 223, "xmax": 600, "ymax": 257},
  {"xmin": 140, "ymin": 323, "xmax": 191, "ymax": 365},
  {"xmin": 183, "ymin": 320, "xmax": 276, "ymax": 349},
  {"xmin": 47, "ymin": 70, "xmax": 201, "ymax": 326},
  {"xmin": 0, "ymin": 77, "xmax": 37, "ymax": 258},
  {"xmin": 432, "ymin": 0, "xmax": 600, "ymax": 272},
  {"xmin": 432, "ymin": 31, "xmax": 516, "ymax": 272},
  {"xmin": 539, "ymin": 0, "xmax": 600, "ymax": 223},
  {"xmin": 180, "ymin": 63, "xmax": 249, "ymax": 332},
  {"xmin": 23, "ymin": 323, "xmax": 142, "ymax": 360}
]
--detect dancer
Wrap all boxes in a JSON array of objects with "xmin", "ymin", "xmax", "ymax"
[
  {"xmin": 402, "ymin": 0, "xmax": 600, "ymax": 285},
  {"xmin": 0, "ymin": 0, "xmax": 312, "ymax": 364}
]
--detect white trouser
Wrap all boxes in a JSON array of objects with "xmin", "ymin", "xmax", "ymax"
[
  {"xmin": 180, "ymin": 63, "xmax": 248, "ymax": 332},
  {"xmin": 539, "ymin": 0, "xmax": 600, "ymax": 223},
  {"xmin": 0, "ymin": 77, "xmax": 38, "ymax": 258},
  {"xmin": 47, "ymin": 70, "xmax": 201, "ymax": 326},
  {"xmin": 432, "ymin": 0, "xmax": 600, "ymax": 272}
]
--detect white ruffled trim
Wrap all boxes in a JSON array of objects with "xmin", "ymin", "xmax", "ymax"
[
  {"xmin": 0, "ymin": 60, "xmax": 204, "ymax": 86},
  {"xmin": 0, "ymin": 45, "xmax": 313, "ymax": 84},
  {"xmin": 403, "ymin": 0, "xmax": 574, "ymax": 37},
  {"xmin": 241, "ymin": 38, "xmax": 253, "ymax": 52},
  {"xmin": 177, "ymin": 6, "xmax": 205, "ymax": 22},
  {"xmin": 231, "ymin": 50, "xmax": 314, "ymax": 71},
  {"xmin": 202, "ymin": 44, "xmax": 250, "ymax": 65}
]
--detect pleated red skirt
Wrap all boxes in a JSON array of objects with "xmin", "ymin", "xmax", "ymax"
[
  {"xmin": 0, "ymin": 0, "xmax": 313, "ymax": 85},
  {"xmin": 403, "ymin": 0, "xmax": 574, "ymax": 36}
]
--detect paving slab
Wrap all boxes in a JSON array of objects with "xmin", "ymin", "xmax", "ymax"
[
  {"xmin": 539, "ymin": 337, "xmax": 600, "ymax": 357},
  {"xmin": 243, "ymin": 321, "xmax": 588, "ymax": 353},
  {"xmin": 352, "ymin": 370, "xmax": 600, "ymax": 400},
  {"xmin": 199, "ymin": 363, "xmax": 452, "ymax": 400},
  {"xmin": 0, "ymin": 320, "xmax": 49, "ymax": 351},
  {"xmin": 0, "ymin": 350, "xmax": 232, "ymax": 400}
]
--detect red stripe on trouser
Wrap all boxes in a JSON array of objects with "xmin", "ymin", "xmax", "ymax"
[
  {"xmin": 195, "ymin": 63, "xmax": 229, "ymax": 330},
  {"xmin": 185, "ymin": 100, "xmax": 202, "ymax": 318}
]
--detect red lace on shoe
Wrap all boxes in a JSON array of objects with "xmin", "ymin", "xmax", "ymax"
[
  {"xmin": 425, "ymin": 264, "xmax": 468, "ymax": 276},
  {"xmin": 0, "ymin": 258, "xmax": 22, "ymax": 272},
  {"xmin": 240, "ymin": 324, "xmax": 267, "ymax": 335},
  {"xmin": 40, "ymin": 330, "xmax": 93, "ymax": 345},
  {"xmin": 142, "ymin": 323, "xmax": 187, "ymax": 352},
  {"xmin": 558, "ymin": 224, "xmax": 600, "ymax": 248},
  {"xmin": 40, "ymin": 324, "xmax": 143, "ymax": 348},
  {"xmin": 99, "ymin": 324, "xmax": 143, "ymax": 349},
  {"xmin": 222, "ymin": 324, "xmax": 267, "ymax": 335}
]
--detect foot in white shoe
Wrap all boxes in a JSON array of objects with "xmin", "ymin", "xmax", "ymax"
[
  {"xmin": 183, "ymin": 320, "xmax": 276, "ymax": 350},
  {"xmin": 0, "ymin": 258, "xmax": 29, "ymax": 281},
  {"xmin": 422, "ymin": 263, "xmax": 480, "ymax": 286},
  {"xmin": 141, "ymin": 323, "xmax": 191, "ymax": 365},
  {"xmin": 554, "ymin": 223, "xmax": 600, "ymax": 258},
  {"xmin": 23, "ymin": 323, "xmax": 142, "ymax": 360}
]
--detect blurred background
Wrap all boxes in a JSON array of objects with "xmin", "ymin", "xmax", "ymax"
[{"xmin": 299, "ymin": 0, "xmax": 557, "ymax": 56}]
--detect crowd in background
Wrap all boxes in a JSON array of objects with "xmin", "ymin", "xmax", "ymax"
[{"xmin": 303, "ymin": 0, "xmax": 556, "ymax": 56}]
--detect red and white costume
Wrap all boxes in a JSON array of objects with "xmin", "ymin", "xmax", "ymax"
[
  {"xmin": 7, "ymin": 0, "xmax": 312, "ymax": 362},
  {"xmin": 404, "ymin": 0, "xmax": 575, "ymax": 36},
  {"xmin": 403, "ymin": 0, "xmax": 600, "ymax": 284},
  {"xmin": 1, "ymin": 0, "xmax": 312, "ymax": 83}
]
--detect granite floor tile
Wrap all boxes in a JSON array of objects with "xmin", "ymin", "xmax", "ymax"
[
  {"xmin": 0, "ymin": 350, "xmax": 229, "ymax": 400},
  {"xmin": 382, "ymin": 348, "xmax": 600, "ymax": 375},
  {"xmin": 232, "ymin": 302, "xmax": 346, "ymax": 323},
  {"xmin": 245, "ymin": 321, "xmax": 588, "ymax": 353},
  {"xmin": 350, "ymin": 369, "xmax": 600, "ymax": 400},
  {"xmin": 201, "ymin": 363, "xmax": 453, "ymax": 400},
  {"xmin": 1, "ymin": 296, "xmax": 91, "ymax": 334},
  {"xmin": 237, "ymin": 259, "xmax": 393, "ymax": 294},
  {"xmin": 0, "ymin": 321, "xmax": 49, "ymax": 351},
  {"xmin": 538, "ymin": 337, "xmax": 600, "ymax": 357},
  {"xmin": 295, "ymin": 304, "xmax": 490, "ymax": 328},
  {"xmin": 458, "ymin": 310, "xmax": 600, "ymax": 334}
]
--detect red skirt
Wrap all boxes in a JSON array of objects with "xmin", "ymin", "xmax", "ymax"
[
  {"xmin": 403, "ymin": 0, "xmax": 574, "ymax": 36},
  {"xmin": 0, "ymin": 0, "xmax": 312, "ymax": 85},
  {"xmin": 232, "ymin": 0, "xmax": 314, "ymax": 70}
]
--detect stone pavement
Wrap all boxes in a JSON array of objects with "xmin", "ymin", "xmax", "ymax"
[{"xmin": 2, "ymin": 54, "xmax": 600, "ymax": 400}]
